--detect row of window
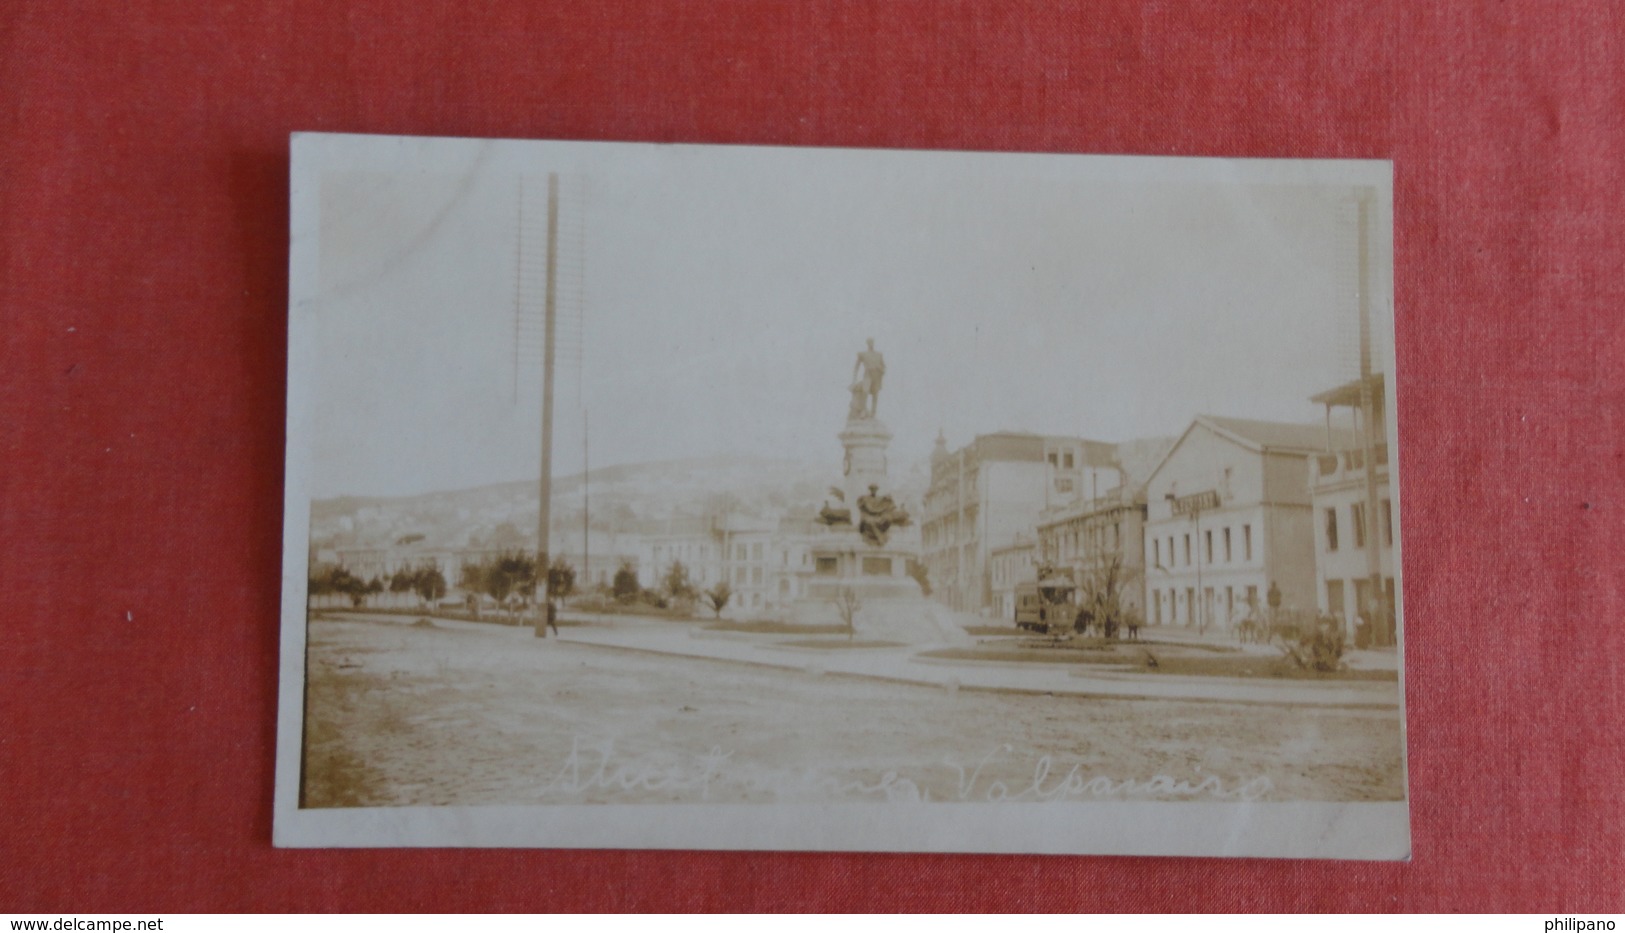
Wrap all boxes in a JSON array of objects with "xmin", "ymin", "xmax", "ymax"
[
  {"xmin": 1151, "ymin": 524, "xmax": 1253, "ymax": 570},
  {"xmin": 1149, "ymin": 585, "xmax": 1259, "ymax": 627},
  {"xmin": 651, "ymin": 541, "xmax": 810, "ymax": 569},
  {"xmin": 1043, "ymin": 520, "xmax": 1123, "ymax": 564},
  {"xmin": 1324, "ymin": 499, "xmax": 1394, "ymax": 552}
]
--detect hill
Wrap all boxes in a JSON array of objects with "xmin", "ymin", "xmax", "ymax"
[{"xmin": 309, "ymin": 455, "xmax": 931, "ymax": 550}]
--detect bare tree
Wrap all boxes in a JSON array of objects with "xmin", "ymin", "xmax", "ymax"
[
  {"xmin": 703, "ymin": 582, "xmax": 732, "ymax": 619},
  {"xmin": 1075, "ymin": 555, "xmax": 1140, "ymax": 640},
  {"xmin": 833, "ymin": 587, "xmax": 862, "ymax": 642}
]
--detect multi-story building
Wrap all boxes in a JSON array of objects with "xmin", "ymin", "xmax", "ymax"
[
  {"xmin": 1036, "ymin": 484, "xmax": 1149, "ymax": 621},
  {"xmin": 989, "ymin": 536, "xmax": 1037, "ymax": 621},
  {"xmin": 921, "ymin": 431, "xmax": 1119, "ymax": 613},
  {"xmin": 639, "ymin": 512, "xmax": 833, "ymax": 618},
  {"xmin": 1309, "ymin": 373, "xmax": 1396, "ymax": 643},
  {"xmin": 640, "ymin": 516, "xmax": 727, "ymax": 594},
  {"xmin": 1142, "ymin": 415, "xmax": 1355, "ymax": 632}
]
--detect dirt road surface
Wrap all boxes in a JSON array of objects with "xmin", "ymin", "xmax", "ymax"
[{"xmin": 301, "ymin": 615, "xmax": 1405, "ymax": 808}]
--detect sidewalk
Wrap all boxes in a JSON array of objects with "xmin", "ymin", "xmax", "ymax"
[
  {"xmin": 328, "ymin": 610, "xmax": 1400, "ymax": 710},
  {"xmin": 554, "ymin": 617, "xmax": 1402, "ymax": 710}
]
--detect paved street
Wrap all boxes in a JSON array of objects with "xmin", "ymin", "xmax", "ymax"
[
  {"xmin": 301, "ymin": 612, "xmax": 1407, "ymax": 808},
  {"xmin": 550, "ymin": 613, "xmax": 1401, "ymax": 709}
]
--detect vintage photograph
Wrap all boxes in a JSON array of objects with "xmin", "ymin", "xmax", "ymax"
[{"xmin": 275, "ymin": 134, "xmax": 1407, "ymax": 857}]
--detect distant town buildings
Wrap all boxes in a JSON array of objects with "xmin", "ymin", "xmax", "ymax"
[
  {"xmin": 320, "ymin": 378, "xmax": 1397, "ymax": 638},
  {"xmin": 637, "ymin": 512, "xmax": 830, "ymax": 616},
  {"xmin": 921, "ymin": 431, "xmax": 1120, "ymax": 613}
]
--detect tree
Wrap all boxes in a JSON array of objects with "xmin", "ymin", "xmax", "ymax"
[
  {"xmin": 316, "ymin": 565, "xmax": 365, "ymax": 609},
  {"xmin": 612, "ymin": 560, "xmax": 640, "ymax": 603},
  {"xmin": 488, "ymin": 553, "xmax": 538, "ymax": 605},
  {"xmin": 307, "ymin": 562, "xmax": 337, "ymax": 606},
  {"xmin": 703, "ymin": 582, "xmax": 732, "ymax": 619},
  {"xmin": 664, "ymin": 560, "xmax": 697, "ymax": 601},
  {"xmin": 833, "ymin": 587, "xmax": 862, "ymax": 642},
  {"xmin": 906, "ymin": 558, "xmax": 931, "ymax": 596},
  {"xmin": 359, "ymin": 576, "xmax": 384, "ymax": 608},
  {"xmin": 456, "ymin": 553, "xmax": 538, "ymax": 621},
  {"xmin": 1076, "ymin": 556, "xmax": 1139, "ymax": 640},
  {"xmin": 458, "ymin": 562, "xmax": 486, "ymax": 614},
  {"xmin": 389, "ymin": 569, "xmax": 414, "ymax": 607},
  {"xmin": 548, "ymin": 557, "xmax": 576, "ymax": 601},
  {"xmin": 413, "ymin": 566, "xmax": 447, "ymax": 605}
]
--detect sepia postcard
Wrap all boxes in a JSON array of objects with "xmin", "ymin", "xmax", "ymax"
[{"xmin": 275, "ymin": 133, "xmax": 1408, "ymax": 858}]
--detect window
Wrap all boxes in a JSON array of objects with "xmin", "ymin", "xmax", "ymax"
[
  {"xmin": 1063, "ymin": 452, "xmax": 1074, "ymax": 470},
  {"xmin": 1352, "ymin": 503, "xmax": 1367, "ymax": 549},
  {"xmin": 1325, "ymin": 508, "xmax": 1339, "ymax": 552},
  {"xmin": 1168, "ymin": 537, "xmax": 1175, "ymax": 567},
  {"xmin": 1153, "ymin": 538, "xmax": 1161, "ymax": 567},
  {"xmin": 815, "ymin": 556, "xmax": 838, "ymax": 576},
  {"xmin": 862, "ymin": 556, "xmax": 892, "ymax": 576},
  {"xmin": 1048, "ymin": 452, "xmax": 1058, "ymax": 467},
  {"xmin": 1153, "ymin": 590, "xmax": 1162, "ymax": 625},
  {"xmin": 735, "ymin": 544, "xmax": 745, "ymax": 561},
  {"xmin": 734, "ymin": 567, "xmax": 744, "ymax": 584},
  {"xmin": 1204, "ymin": 530, "xmax": 1213, "ymax": 563},
  {"xmin": 1223, "ymin": 527, "xmax": 1232, "ymax": 563},
  {"xmin": 752, "ymin": 567, "xmax": 762, "ymax": 585},
  {"xmin": 752, "ymin": 543, "xmax": 763, "ymax": 561},
  {"xmin": 1183, "ymin": 534, "xmax": 1191, "ymax": 566},
  {"xmin": 1246, "ymin": 585, "xmax": 1258, "ymax": 608},
  {"xmin": 1381, "ymin": 498, "xmax": 1393, "ymax": 546},
  {"xmin": 1244, "ymin": 525, "xmax": 1253, "ymax": 561}
]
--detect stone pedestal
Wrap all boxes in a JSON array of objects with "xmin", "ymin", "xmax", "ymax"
[
  {"xmin": 789, "ymin": 413, "xmax": 968, "ymax": 646},
  {"xmin": 838, "ymin": 416, "xmax": 892, "ymax": 506},
  {"xmin": 789, "ymin": 530, "xmax": 968, "ymax": 645}
]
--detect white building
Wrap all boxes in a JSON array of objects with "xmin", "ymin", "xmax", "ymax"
[
  {"xmin": 989, "ymin": 537, "xmax": 1037, "ymax": 621},
  {"xmin": 639, "ymin": 512, "xmax": 831, "ymax": 618},
  {"xmin": 921, "ymin": 431, "xmax": 1119, "ymax": 613},
  {"xmin": 1036, "ymin": 484, "xmax": 1149, "ymax": 621},
  {"xmin": 1309, "ymin": 373, "xmax": 1396, "ymax": 643},
  {"xmin": 1142, "ymin": 416, "xmax": 1355, "ymax": 632}
]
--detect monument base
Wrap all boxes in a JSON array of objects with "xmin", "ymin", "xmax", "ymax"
[
  {"xmin": 789, "ymin": 591, "xmax": 972, "ymax": 646},
  {"xmin": 788, "ymin": 537, "xmax": 970, "ymax": 646}
]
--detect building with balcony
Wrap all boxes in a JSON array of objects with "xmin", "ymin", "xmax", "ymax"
[
  {"xmin": 1142, "ymin": 415, "xmax": 1356, "ymax": 632},
  {"xmin": 1309, "ymin": 373, "xmax": 1396, "ymax": 642}
]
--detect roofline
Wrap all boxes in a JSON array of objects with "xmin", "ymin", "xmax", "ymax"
[{"xmin": 1142, "ymin": 415, "xmax": 1333, "ymax": 488}]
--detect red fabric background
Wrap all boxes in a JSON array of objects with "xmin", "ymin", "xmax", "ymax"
[{"xmin": 2, "ymin": 0, "xmax": 1621, "ymax": 913}]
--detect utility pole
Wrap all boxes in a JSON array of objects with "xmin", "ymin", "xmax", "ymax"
[
  {"xmin": 1357, "ymin": 189, "xmax": 1385, "ymax": 647},
  {"xmin": 535, "ymin": 172, "xmax": 559, "ymax": 638},
  {"xmin": 583, "ymin": 406, "xmax": 590, "ymax": 594}
]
